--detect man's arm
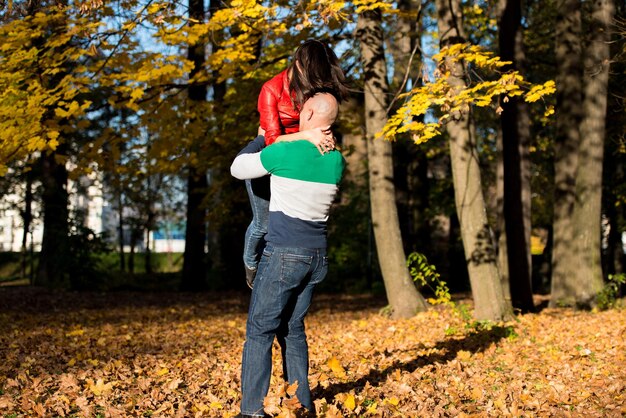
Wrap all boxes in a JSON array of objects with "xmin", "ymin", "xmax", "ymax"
[{"xmin": 231, "ymin": 135, "xmax": 270, "ymax": 180}]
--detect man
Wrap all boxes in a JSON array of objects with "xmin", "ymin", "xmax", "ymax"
[{"xmin": 230, "ymin": 93, "xmax": 345, "ymax": 417}]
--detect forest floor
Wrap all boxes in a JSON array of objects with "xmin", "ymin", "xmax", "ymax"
[{"xmin": 0, "ymin": 287, "xmax": 624, "ymax": 417}]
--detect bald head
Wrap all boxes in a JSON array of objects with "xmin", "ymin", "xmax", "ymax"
[{"xmin": 299, "ymin": 93, "xmax": 339, "ymax": 131}]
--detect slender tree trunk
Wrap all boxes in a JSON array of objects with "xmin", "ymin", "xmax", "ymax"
[
  {"xmin": 118, "ymin": 189, "xmax": 125, "ymax": 272},
  {"xmin": 497, "ymin": 0, "xmax": 534, "ymax": 312},
  {"xmin": 447, "ymin": 212, "xmax": 469, "ymax": 291},
  {"xmin": 129, "ymin": 229, "xmax": 136, "ymax": 275},
  {"xmin": 144, "ymin": 172, "xmax": 154, "ymax": 275},
  {"xmin": 572, "ymin": 0, "xmax": 614, "ymax": 305},
  {"xmin": 145, "ymin": 226, "xmax": 152, "ymax": 274},
  {"xmin": 550, "ymin": 0, "xmax": 584, "ymax": 307},
  {"xmin": 21, "ymin": 171, "xmax": 33, "ymax": 280},
  {"xmin": 605, "ymin": 160, "xmax": 624, "ymax": 276},
  {"xmin": 390, "ymin": 0, "xmax": 430, "ymax": 252},
  {"xmin": 436, "ymin": 0, "xmax": 513, "ymax": 321},
  {"xmin": 496, "ymin": 129, "xmax": 511, "ymax": 304},
  {"xmin": 180, "ymin": 0, "xmax": 208, "ymax": 291},
  {"xmin": 182, "ymin": 172, "xmax": 207, "ymax": 289},
  {"xmin": 391, "ymin": 0, "xmax": 421, "ymax": 89},
  {"xmin": 209, "ymin": 0, "xmax": 229, "ymax": 274},
  {"xmin": 36, "ymin": 151, "xmax": 70, "ymax": 288},
  {"xmin": 357, "ymin": 8, "xmax": 427, "ymax": 318}
]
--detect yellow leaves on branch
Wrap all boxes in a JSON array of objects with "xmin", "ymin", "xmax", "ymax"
[
  {"xmin": 313, "ymin": 0, "xmax": 350, "ymax": 23},
  {"xmin": 525, "ymin": 80, "xmax": 556, "ymax": 103},
  {"xmin": 353, "ymin": 0, "xmax": 394, "ymax": 14},
  {"xmin": 0, "ymin": 7, "xmax": 97, "ymax": 171},
  {"xmin": 432, "ymin": 43, "xmax": 511, "ymax": 70},
  {"xmin": 381, "ymin": 43, "xmax": 555, "ymax": 145}
]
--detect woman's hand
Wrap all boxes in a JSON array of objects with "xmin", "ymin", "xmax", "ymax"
[{"xmin": 303, "ymin": 126, "xmax": 335, "ymax": 154}]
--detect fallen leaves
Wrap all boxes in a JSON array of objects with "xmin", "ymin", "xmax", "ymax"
[
  {"xmin": 0, "ymin": 289, "xmax": 624, "ymax": 417},
  {"xmin": 264, "ymin": 381, "xmax": 301, "ymax": 417},
  {"xmin": 327, "ymin": 357, "xmax": 347, "ymax": 379}
]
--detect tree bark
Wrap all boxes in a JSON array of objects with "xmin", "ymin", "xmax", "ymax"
[
  {"xmin": 436, "ymin": 0, "xmax": 513, "ymax": 321},
  {"xmin": 340, "ymin": 98, "xmax": 368, "ymax": 191},
  {"xmin": 32, "ymin": 0, "xmax": 71, "ymax": 289},
  {"xmin": 605, "ymin": 160, "xmax": 624, "ymax": 276},
  {"xmin": 550, "ymin": 0, "xmax": 584, "ymax": 307},
  {"xmin": 357, "ymin": 8, "xmax": 427, "ymax": 318},
  {"xmin": 572, "ymin": 0, "xmax": 614, "ymax": 305},
  {"xmin": 129, "ymin": 228, "xmax": 136, "ymax": 274},
  {"xmin": 180, "ymin": 0, "xmax": 208, "ymax": 291},
  {"xmin": 497, "ymin": 0, "xmax": 534, "ymax": 312},
  {"xmin": 496, "ymin": 129, "xmax": 511, "ymax": 304},
  {"xmin": 390, "ymin": 0, "xmax": 431, "ymax": 253},
  {"xmin": 118, "ymin": 187, "xmax": 125, "ymax": 272},
  {"xmin": 390, "ymin": 0, "xmax": 421, "ymax": 91},
  {"xmin": 145, "ymin": 226, "xmax": 152, "ymax": 274},
  {"xmin": 21, "ymin": 170, "xmax": 33, "ymax": 280},
  {"xmin": 36, "ymin": 151, "xmax": 70, "ymax": 288}
]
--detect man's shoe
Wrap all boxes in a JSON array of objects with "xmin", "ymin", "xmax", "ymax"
[{"xmin": 245, "ymin": 266, "xmax": 257, "ymax": 289}]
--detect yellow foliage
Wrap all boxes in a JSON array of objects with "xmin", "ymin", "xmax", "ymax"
[
  {"xmin": 86, "ymin": 378, "xmax": 115, "ymax": 396},
  {"xmin": 382, "ymin": 43, "xmax": 555, "ymax": 144},
  {"xmin": 327, "ymin": 356, "xmax": 347, "ymax": 379},
  {"xmin": 353, "ymin": 0, "xmax": 394, "ymax": 14},
  {"xmin": 343, "ymin": 393, "xmax": 356, "ymax": 411},
  {"xmin": 525, "ymin": 80, "xmax": 556, "ymax": 103}
]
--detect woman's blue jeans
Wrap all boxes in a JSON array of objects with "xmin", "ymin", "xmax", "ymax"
[
  {"xmin": 243, "ymin": 177, "xmax": 270, "ymax": 270},
  {"xmin": 240, "ymin": 244, "xmax": 328, "ymax": 416}
]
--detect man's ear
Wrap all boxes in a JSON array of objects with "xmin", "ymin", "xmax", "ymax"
[{"xmin": 304, "ymin": 108, "xmax": 314, "ymax": 121}]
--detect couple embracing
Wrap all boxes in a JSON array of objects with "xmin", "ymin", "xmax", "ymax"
[{"xmin": 230, "ymin": 39, "xmax": 350, "ymax": 417}]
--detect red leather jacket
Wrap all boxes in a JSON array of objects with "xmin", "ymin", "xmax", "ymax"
[{"xmin": 258, "ymin": 69, "xmax": 300, "ymax": 145}]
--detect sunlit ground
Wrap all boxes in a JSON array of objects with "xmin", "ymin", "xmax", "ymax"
[{"xmin": 0, "ymin": 288, "xmax": 624, "ymax": 417}]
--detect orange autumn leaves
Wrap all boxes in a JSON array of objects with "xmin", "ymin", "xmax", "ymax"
[{"xmin": 0, "ymin": 289, "xmax": 625, "ymax": 417}]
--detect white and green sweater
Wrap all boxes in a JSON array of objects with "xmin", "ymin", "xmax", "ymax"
[{"xmin": 231, "ymin": 137, "xmax": 345, "ymax": 248}]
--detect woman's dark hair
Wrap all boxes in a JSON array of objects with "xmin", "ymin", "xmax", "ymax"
[{"xmin": 288, "ymin": 39, "xmax": 350, "ymax": 108}]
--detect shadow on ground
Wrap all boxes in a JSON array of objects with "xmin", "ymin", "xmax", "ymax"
[{"xmin": 313, "ymin": 326, "xmax": 509, "ymax": 401}]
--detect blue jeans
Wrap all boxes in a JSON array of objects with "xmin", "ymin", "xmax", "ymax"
[
  {"xmin": 243, "ymin": 178, "xmax": 270, "ymax": 270},
  {"xmin": 241, "ymin": 244, "xmax": 328, "ymax": 416}
]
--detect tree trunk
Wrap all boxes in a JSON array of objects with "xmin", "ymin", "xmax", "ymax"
[
  {"xmin": 357, "ymin": 8, "xmax": 428, "ymax": 319},
  {"xmin": 496, "ymin": 130, "xmax": 511, "ymax": 305},
  {"xmin": 21, "ymin": 170, "xmax": 33, "ymax": 280},
  {"xmin": 572, "ymin": 0, "xmax": 614, "ymax": 306},
  {"xmin": 118, "ymin": 188, "xmax": 125, "ymax": 272},
  {"xmin": 180, "ymin": 0, "xmax": 208, "ymax": 291},
  {"xmin": 436, "ymin": 0, "xmax": 513, "ymax": 321},
  {"xmin": 208, "ymin": 0, "xmax": 230, "ymax": 275},
  {"xmin": 550, "ymin": 0, "xmax": 584, "ymax": 307},
  {"xmin": 145, "ymin": 227, "xmax": 152, "ymax": 274},
  {"xmin": 145, "ymin": 173, "xmax": 154, "ymax": 275},
  {"xmin": 497, "ymin": 0, "xmax": 534, "ymax": 312},
  {"xmin": 129, "ymin": 228, "xmax": 136, "ymax": 274},
  {"xmin": 390, "ymin": 0, "xmax": 430, "ymax": 253},
  {"xmin": 391, "ymin": 0, "xmax": 421, "ymax": 91},
  {"xmin": 32, "ymin": 1, "xmax": 71, "ymax": 289},
  {"xmin": 340, "ymin": 98, "xmax": 368, "ymax": 191},
  {"xmin": 36, "ymin": 151, "xmax": 70, "ymax": 288},
  {"xmin": 605, "ymin": 161, "xmax": 624, "ymax": 276}
]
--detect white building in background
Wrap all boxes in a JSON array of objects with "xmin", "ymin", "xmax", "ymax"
[
  {"xmin": 0, "ymin": 172, "xmax": 185, "ymax": 253},
  {"xmin": 0, "ymin": 178, "xmax": 43, "ymax": 252}
]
